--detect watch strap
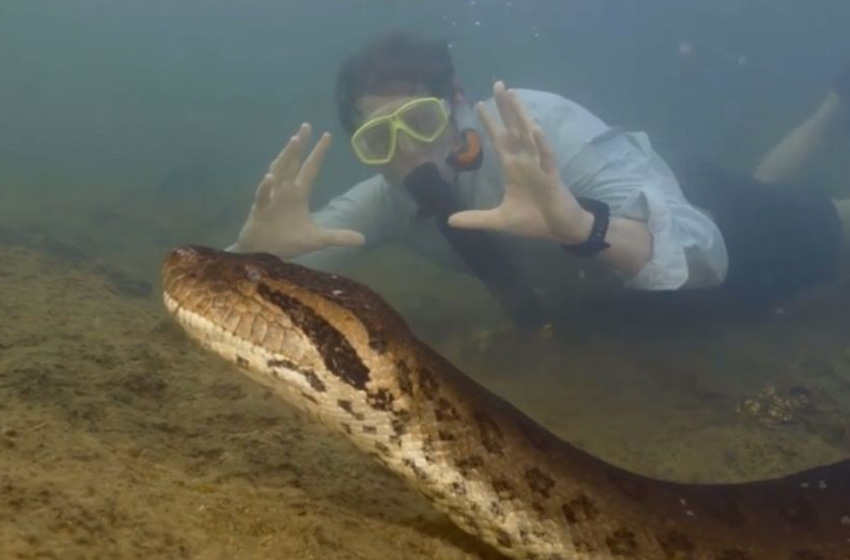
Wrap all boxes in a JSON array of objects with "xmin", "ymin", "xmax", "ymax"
[{"xmin": 561, "ymin": 197, "xmax": 611, "ymax": 257}]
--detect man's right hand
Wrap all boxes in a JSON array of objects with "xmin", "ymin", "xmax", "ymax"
[{"xmin": 233, "ymin": 123, "xmax": 365, "ymax": 259}]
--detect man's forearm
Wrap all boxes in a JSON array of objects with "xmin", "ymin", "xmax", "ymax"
[
  {"xmin": 557, "ymin": 212, "xmax": 653, "ymax": 278},
  {"xmin": 597, "ymin": 216, "xmax": 653, "ymax": 278}
]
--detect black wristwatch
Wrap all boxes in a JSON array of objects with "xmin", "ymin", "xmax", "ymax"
[{"xmin": 561, "ymin": 197, "xmax": 611, "ymax": 257}]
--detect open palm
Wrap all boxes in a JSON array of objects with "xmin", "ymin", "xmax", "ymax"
[
  {"xmin": 236, "ymin": 124, "xmax": 364, "ymax": 258},
  {"xmin": 448, "ymin": 82, "xmax": 590, "ymax": 245}
]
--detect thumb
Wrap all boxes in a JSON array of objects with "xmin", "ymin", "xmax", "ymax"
[
  {"xmin": 447, "ymin": 209, "xmax": 502, "ymax": 231},
  {"xmin": 321, "ymin": 228, "xmax": 366, "ymax": 248}
]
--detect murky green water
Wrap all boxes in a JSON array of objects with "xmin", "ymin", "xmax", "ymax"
[{"xmin": 2, "ymin": 1, "xmax": 849, "ymax": 558}]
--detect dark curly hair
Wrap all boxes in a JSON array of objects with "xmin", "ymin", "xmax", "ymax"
[{"xmin": 334, "ymin": 32, "xmax": 456, "ymax": 135}]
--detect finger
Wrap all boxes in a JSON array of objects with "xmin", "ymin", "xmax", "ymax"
[
  {"xmin": 475, "ymin": 101, "xmax": 504, "ymax": 150},
  {"xmin": 492, "ymin": 81, "xmax": 520, "ymax": 133},
  {"xmin": 257, "ymin": 133, "xmax": 303, "ymax": 207},
  {"xmin": 270, "ymin": 124, "xmax": 305, "ymax": 175},
  {"xmin": 281, "ymin": 123, "xmax": 312, "ymax": 179},
  {"xmin": 320, "ymin": 228, "xmax": 365, "ymax": 248},
  {"xmin": 297, "ymin": 121, "xmax": 312, "ymax": 141},
  {"xmin": 253, "ymin": 174, "xmax": 274, "ymax": 208},
  {"xmin": 296, "ymin": 132, "xmax": 332, "ymax": 194},
  {"xmin": 447, "ymin": 208, "xmax": 503, "ymax": 231},
  {"xmin": 267, "ymin": 142, "xmax": 289, "ymax": 178},
  {"xmin": 268, "ymin": 123, "xmax": 310, "ymax": 178},
  {"xmin": 507, "ymin": 89, "xmax": 537, "ymax": 144},
  {"xmin": 267, "ymin": 135, "xmax": 304, "ymax": 195},
  {"xmin": 532, "ymin": 126, "xmax": 558, "ymax": 175}
]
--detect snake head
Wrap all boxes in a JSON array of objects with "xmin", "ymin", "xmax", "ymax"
[{"xmin": 162, "ymin": 245, "xmax": 410, "ymax": 392}]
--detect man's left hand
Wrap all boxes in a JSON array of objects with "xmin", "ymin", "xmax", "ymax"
[{"xmin": 448, "ymin": 81, "xmax": 593, "ymax": 245}]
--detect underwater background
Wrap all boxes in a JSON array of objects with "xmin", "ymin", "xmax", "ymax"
[{"xmin": 2, "ymin": 1, "xmax": 850, "ymax": 558}]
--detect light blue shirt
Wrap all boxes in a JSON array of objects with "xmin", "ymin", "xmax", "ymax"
[{"xmin": 294, "ymin": 89, "xmax": 729, "ymax": 291}]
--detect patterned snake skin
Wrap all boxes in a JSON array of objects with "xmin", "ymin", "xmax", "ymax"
[{"xmin": 162, "ymin": 245, "xmax": 850, "ymax": 560}]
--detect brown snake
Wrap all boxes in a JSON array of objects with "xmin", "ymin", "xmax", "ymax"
[{"xmin": 162, "ymin": 245, "xmax": 850, "ymax": 559}]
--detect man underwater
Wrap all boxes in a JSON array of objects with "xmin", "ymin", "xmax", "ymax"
[{"xmin": 229, "ymin": 32, "xmax": 850, "ymax": 330}]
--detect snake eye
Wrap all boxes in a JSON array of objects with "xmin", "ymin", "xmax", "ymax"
[{"xmin": 245, "ymin": 267, "xmax": 262, "ymax": 282}]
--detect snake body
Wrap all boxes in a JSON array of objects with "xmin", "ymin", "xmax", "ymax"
[{"xmin": 162, "ymin": 245, "xmax": 850, "ymax": 560}]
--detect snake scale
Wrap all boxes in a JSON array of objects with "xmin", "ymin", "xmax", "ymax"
[{"xmin": 162, "ymin": 245, "xmax": 850, "ymax": 559}]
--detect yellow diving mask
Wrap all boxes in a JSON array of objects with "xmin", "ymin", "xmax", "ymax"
[{"xmin": 351, "ymin": 97, "xmax": 449, "ymax": 165}]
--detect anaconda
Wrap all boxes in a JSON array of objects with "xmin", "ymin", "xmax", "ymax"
[{"xmin": 162, "ymin": 245, "xmax": 850, "ymax": 560}]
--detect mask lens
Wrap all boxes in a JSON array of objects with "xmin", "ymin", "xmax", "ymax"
[
  {"xmin": 400, "ymin": 100, "xmax": 447, "ymax": 141},
  {"xmin": 353, "ymin": 119, "xmax": 392, "ymax": 163}
]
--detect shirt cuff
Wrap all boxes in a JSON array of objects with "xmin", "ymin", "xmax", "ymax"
[{"xmin": 619, "ymin": 188, "xmax": 689, "ymax": 291}]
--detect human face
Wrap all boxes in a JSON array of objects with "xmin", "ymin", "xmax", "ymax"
[{"xmin": 354, "ymin": 91, "xmax": 457, "ymax": 185}]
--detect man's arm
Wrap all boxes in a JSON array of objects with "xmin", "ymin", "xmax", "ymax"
[
  {"xmin": 562, "ymin": 130, "xmax": 727, "ymax": 290},
  {"xmin": 555, "ymin": 209, "xmax": 653, "ymax": 278},
  {"xmin": 448, "ymin": 83, "xmax": 725, "ymax": 291}
]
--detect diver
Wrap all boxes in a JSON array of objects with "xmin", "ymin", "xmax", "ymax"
[{"xmin": 228, "ymin": 32, "xmax": 850, "ymax": 330}]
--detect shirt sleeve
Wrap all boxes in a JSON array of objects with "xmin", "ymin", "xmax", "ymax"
[
  {"xmin": 293, "ymin": 175, "xmax": 413, "ymax": 271},
  {"xmin": 560, "ymin": 129, "xmax": 728, "ymax": 290}
]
